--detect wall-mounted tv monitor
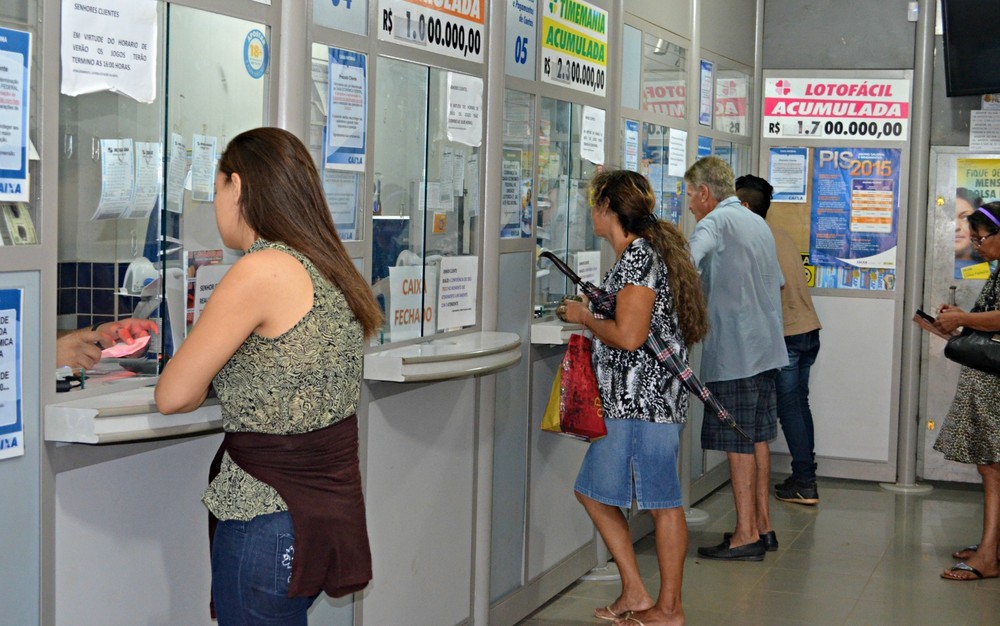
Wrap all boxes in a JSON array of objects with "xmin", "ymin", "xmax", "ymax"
[{"xmin": 942, "ymin": 0, "xmax": 1000, "ymax": 96}]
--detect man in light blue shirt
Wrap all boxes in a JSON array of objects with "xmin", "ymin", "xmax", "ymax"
[{"xmin": 685, "ymin": 156, "xmax": 788, "ymax": 562}]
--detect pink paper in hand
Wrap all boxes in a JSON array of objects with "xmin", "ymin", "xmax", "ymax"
[{"xmin": 100, "ymin": 334, "xmax": 152, "ymax": 358}]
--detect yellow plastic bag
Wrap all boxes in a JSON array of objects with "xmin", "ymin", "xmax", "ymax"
[{"xmin": 541, "ymin": 369, "xmax": 563, "ymax": 433}]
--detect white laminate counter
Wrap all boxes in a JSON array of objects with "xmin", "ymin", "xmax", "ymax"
[{"xmin": 363, "ymin": 331, "xmax": 522, "ymax": 382}]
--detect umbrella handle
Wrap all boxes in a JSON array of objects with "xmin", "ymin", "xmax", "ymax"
[{"xmin": 540, "ymin": 251, "xmax": 583, "ymax": 285}]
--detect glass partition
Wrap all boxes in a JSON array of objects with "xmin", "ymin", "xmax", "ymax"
[
  {"xmin": 714, "ymin": 68, "xmax": 750, "ymax": 136},
  {"xmin": 371, "ymin": 57, "xmax": 483, "ymax": 344},
  {"xmin": 309, "ymin": 42, "xmax": 365, "ymax": 242},
  {"xmin": 641, "ymin": 33, "xmax": 687, "ymax": 121},
  {"xmin": 534, "ymin": 98, "xmax": 598, "ymax": 314},
  {"xmin": 57, "ymin": 4, "xmax": 268, "ymax": 381},
  {"xmin": 642, "ymin": 123, "xmax": 684, "ymax": 225}
]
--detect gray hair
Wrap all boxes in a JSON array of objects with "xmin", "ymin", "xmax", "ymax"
[{"xmin": 684, "ymin": 156, "xmax": 736, "ymax": 202}]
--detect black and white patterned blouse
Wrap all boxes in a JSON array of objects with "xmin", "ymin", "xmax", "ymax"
[{"xmin": 591, "ymin": 238, "xmax": 689, "ymax": 423}]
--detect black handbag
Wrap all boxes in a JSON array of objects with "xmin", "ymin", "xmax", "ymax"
[{"xmin": 944, "ymin": 328, "xmax": 1000, "ymax": 376}]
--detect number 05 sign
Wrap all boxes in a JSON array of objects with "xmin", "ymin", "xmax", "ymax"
[{"xmin": 763, "ymin": 77, "xmax": 911, "ymax": 142}]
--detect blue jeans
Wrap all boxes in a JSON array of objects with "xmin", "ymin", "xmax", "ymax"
[
  {"xmin": 775, "ymin": 329, "xmax": 820, "ymax": 483},
  {"xmin": 212, "ymin": 511, "xmax": 318, "ymax": 625}
]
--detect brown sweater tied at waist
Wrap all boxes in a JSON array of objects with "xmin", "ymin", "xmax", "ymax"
[{"xmin": 211, "ymin": 415, "xmax": 372, "ymax": 598}]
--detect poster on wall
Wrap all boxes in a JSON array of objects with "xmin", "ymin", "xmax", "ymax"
[
  {"xmin": 60, "ymin": 0, "xmax": 158, "ymax": 103},
  {"xmin": 0, "ymin": 288, "xmax": 22, "ymax": 460},
  {"xmin": 540, "ymin": 0, "xmax": 608, "ymax": 97},
  {"xmin": 763, "ymin": 77, "xmax": 910, "ymax": 142},
  {"xmin": 624, "ymin": 120, "xmax": 639, "ymax": 172},
  {"xmin": 698, "ymin": 60, "xmax": 714, "ymax": 127},
  {"xmin": 377, "ymin": 0, "xmax": 485, "ymax": 63},
  {"xmin": 953, "ymin": 158, "xmax": 1000, "ymax": 279},
  {"xmin": 810, "ymin": 147, "xmax": 900, "ymax": 290},
  {"xmin": 500, "ymin": 148, "xmax": 522, "ymax": 239},
  {"xmin": 769, "ymin": 147, "xmax": 808, "ymax": 203},
  {"xmin": 0, "ymin": 27, "xmax": 30, "ymax": 203},
  {"xmin": 325, "ymin": 47, "xmax": 367, "ymax": 172}
]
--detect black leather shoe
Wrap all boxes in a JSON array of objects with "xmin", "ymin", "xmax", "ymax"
[
  {"xmin": 723, "ymin": 530, "xmax": 778, "ymax": 551},
  {"xmin": 697, "ymin": 538, "xmax": 766, "ymax": 561}
]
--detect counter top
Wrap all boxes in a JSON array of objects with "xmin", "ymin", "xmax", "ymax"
[
  {"xmin": 531, "ymin": 319, "xmax": 585, "ymax": 345},
  {"xmin": 364, "ymin": 331, "xmax": 522, "ymax": 382},
  {"xmin": 45, "ymin": 385, "xmax": 222, "ymax": 444}
]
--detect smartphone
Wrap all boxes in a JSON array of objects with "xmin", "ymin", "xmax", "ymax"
[{"xmin": 914, "ymin": 309, "xmax": 936, "ymax": 324}]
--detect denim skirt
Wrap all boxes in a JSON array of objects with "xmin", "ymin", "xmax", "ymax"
[{"xmin": 574, "ymin": 418, "xmax": 683, "ymax": 510}]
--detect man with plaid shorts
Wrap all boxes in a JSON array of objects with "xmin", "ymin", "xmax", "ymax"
[{"xmin": 684, "ymin": 157, "xmax": 789, "ymax": 561}]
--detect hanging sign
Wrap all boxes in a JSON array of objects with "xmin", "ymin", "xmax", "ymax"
[
  {"xmin": 506, "ymin": 0, "xmax": 536, "ymax": 80},
  {"xmin": 0, "ymin": 289, "xmax": 22, "ymax": 460},
  {"xmin": 0, "ymin": 27, "xmax": 30, "ymax": 203},
  {"xmin": 60, "ymin": 0, "xmax": 157, "ymax": 103},
  {"xmin": 579, "ymin": 106, "xmax": 604, "ymax": 165},
  {"xmin": 378, "ymin": 0, "xmax": 485, "ymax": 63},
  {"xmin": 763, "ymin": 77, "xmax": 910, "ymax": 141},
  {"xmin": 446, "ymin": 72, "xmax": 483, "ymax": 147},
  {"xmin": 325, "ymin": 47, "xmax": 367, "ymax": 171},
  {"xmin": 541, "ymin": 0, "xmax": 607, "ymax": 96}
]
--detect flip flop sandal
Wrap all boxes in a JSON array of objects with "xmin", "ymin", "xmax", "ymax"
[
  {"xmin": 951, "ymin": 544, "xmax": 979, "ymax": 559},
  {"xmin": 617, "ymin": 618, "xmax": 646, "ymax": 626},
  {"xmin": 595, "ymin": 605, "xmax": 631, "ymax": 621},
  {"xmin": 941, "ymin": 561, "xmax": 996, "ymax": 581}
]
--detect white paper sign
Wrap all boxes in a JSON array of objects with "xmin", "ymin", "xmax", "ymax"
[
  {"xmin": 437, "ymin": 256, "xmax": 478, "ymax": 329},
  {"xmin": 165, "ymin": 133, "xmax": 186, "ymax": 213},
  {"xmin": 125, "ymin": 141, "xmax": 161, "ymax": 219},
  {"xmin": 574, "ymin": 250, "xmax": 601, "ymax": 293},
  {"xmin": 191, "ymin": 134, "xmax": 217, "ymax": 202},
  {"xmin": 93, "ymin": 138, "xmax": 134, "ymax": 220},
  {"xmin": 667, "ymin": 128, "xmax": 688, "ymax": 178},
  {"xmin": 447, "ymin": 73, "xmax": 483, "ymax": 147},
  {"xmin": 60, "ymin": 0, "xmax": 158, "ymax": 103},
  {"xmin": 580, "ymin": 106, "xmax": 605, "ymax": 165},
  {"xmin": 389, "ymin": 265, "xmax": 437, "ymax": 342},
  {"xmin": 970, "ymin": 110, "xmax": 1000, "ymax": 151},
  {"xmin": 193, "ymin": 264, "xmax": 230, "ymax": 324}
]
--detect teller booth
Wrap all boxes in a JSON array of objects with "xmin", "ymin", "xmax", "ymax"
[{"xmin": 2, "ymin": 0, "xmax": 771, "ymax": 624}]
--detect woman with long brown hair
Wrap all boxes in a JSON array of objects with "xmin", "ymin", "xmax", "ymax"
[
  {"xmin": 156, "ymin": 127, "xmax": 380, "ymax": 623},
  {"xmin": 560, "ymin": 169, "xmax": 707, "ymax": 626}
]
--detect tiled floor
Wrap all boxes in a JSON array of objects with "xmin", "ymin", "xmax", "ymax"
[{"xmin": 520, "ymin": 477, "xmax": 1000, "ymax": 625}]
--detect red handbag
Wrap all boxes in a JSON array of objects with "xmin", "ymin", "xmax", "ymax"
[{"xmin": 542, "ymin": 333, "xmax": 606, "ymax": 442}]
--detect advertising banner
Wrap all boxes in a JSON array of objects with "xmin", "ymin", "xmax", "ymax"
[
  {"xmin": 764, "ymin": 77, "xmax": 910, "ymax": 141},
  {"xmin": 378, "ymin": 0, "xmax": 485, "ymax": 63},
  {"xmin": 540, "ymin": 0, "xmax": 607, "ymax": 96}
]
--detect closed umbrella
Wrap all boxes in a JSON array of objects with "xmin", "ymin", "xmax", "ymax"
[{"xmin": 542, "ymin": 250, "xmax": 751, "ymax": 442}]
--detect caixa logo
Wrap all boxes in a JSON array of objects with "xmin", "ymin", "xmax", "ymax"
[{"xmin": 243, "ymin": 29, "xmax": 269, "ymax": 79}]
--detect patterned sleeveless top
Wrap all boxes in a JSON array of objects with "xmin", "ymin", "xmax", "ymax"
[{"xmin": 202, "ymin": 239, "xmax": 365, "ymax": 521}]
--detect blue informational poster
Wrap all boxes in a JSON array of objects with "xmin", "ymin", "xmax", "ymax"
[
  {"xmin": 0, "ymin": 27, "xmax": 31, "ymax": 203},
  {"xmin": 0, "ymin": 289, "xmax": 23, "ymax": 460},
  {"xmin": 325, "ymin": 47, "xmax": 367, "ymax": 171},
  {"xmin": 769, "ymin": 147, "xmax": 808, "ymax": 203},
  {"xmin": 810, "ymin": 147, "xmax": 900, "ymax": 271},
  {"xmin": 697, "ymin": 135, "xmax": 712, "ymax": 159}
]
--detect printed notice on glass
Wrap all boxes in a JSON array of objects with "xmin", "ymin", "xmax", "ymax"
[
  {"xmin": 193, "ymin": 263, "xmax": 230, "ymax": 325},
  {"xmin": 575, "ymin": 250, "xmax": 601, "ymax": 294},
  {"xmin": 60, "ymin": 0, "xmax": 157, "ymax": 103},
  {"xmin": 93, "ymin": 138, "xmax": 135, "ymax": 220},
  {"xmin": 667, "ymin": 128, "xmax": 687, "ymax": 177},
  {"xmin": 500, "ymin": 148, "xmax": 521, "ymax": 238},
  {"xmin": 378, "ymin": 0, "xmax": 485, "ymax": 63},
  {"xmin": 389, "ymin": 264, "xmax": 437, "ymax": 342},
  {"xmin": 624, "ymin": 120, "xmax": 639, "ymax": 172},
  {"xmin": 124, "ymin": 141, "xmax": 161, "ymax": 219},
  {"xmin": 165, "ymin": 133, "xmax": 186, "ymax": 213},
  {"xmin": 324, "ymin": 170, "xmax": 359, "ymax": 240},
  {"xmin": 698, "ymin": 60, "xmax": 714, "ymax": 127},
  {"xmin": 0, "ymin": 289, "xmax": 23, "ymax": 460},
  {"xmin": 325, "ymin": 47, "xmax": 366, "ymax": 171},
  {"xmin": 437, "ymin": 255, "xmax": 478, "ymax": 329},
  {"xmin": 769, "ymin": 147, "xmax": 808, "ymax": 203},
  {"xmin": 447, "ymin": 72, "xmax": 483, "ymax": 147},
  {"xmin": 580, "ymin": 106, "xmax": 605, "ymax": 165},
  {"xmin": 0, "ymin": 28, "xmax": 31, "ymax": 203},
  {"xmin": 439, "ymin": 148, "xmax": 455, "ymax": 212},
  {"xmin": 190, "ymin": 134, "xmax": 217, "ymax": 203}
]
